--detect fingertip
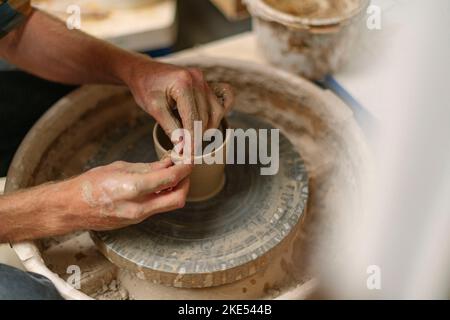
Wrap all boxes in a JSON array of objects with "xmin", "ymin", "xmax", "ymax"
[
  {"xmin": 221, "ymin": 84, "xmax": 235, "ymax": 112},
  {"xmin": 174, "ymin": 177, "xmax": 190, "ymax": 201},
  {"xmin": 147, "ymin": 157, "xmax": 172, "ymax": 172},
  {"xmin": 157, "ymin": 162, "xmax": 193, "ymax": 188},
  {"xmin": 160, "ymin": 156, "xmax": 173, "ymax": 166},
  {"xmin": 175, "ymin": 162, "xmax": 194, "ymax": 176},
  {"xmin": 212, "ymin": 82, "xmax": 234, "ymax": 112},
  {"xmin": 181, "ymin": 162, "xmax": 194, "ymax": 173}
]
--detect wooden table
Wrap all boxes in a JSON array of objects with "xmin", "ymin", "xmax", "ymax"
[{"xmin": 33, "ymin": 0, "xmax": 177, "ymax": 52}]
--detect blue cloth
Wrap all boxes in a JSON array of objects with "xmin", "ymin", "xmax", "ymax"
[
  {"xmin": 0, "ymin": 0, "xmax": 31, "ymax": 38},
  {"xmin": 0, "ymin": 263, "xmax": 63, "ymax": 300}
]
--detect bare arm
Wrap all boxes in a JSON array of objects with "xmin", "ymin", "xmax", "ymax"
[
  {"xmin": 0, "ymin": 9, "xmax": 136, "ymax": 85},
  {"xmin": 0, "ymin": 9, "xmax": 233, "ymax": 135},
  {"xmin": 0, "ymin": 9, "xmax": 233, "ymax": 242},
  {"xmin": 0, "ymin": 159, "xmax": 192, "ymax": 243}
]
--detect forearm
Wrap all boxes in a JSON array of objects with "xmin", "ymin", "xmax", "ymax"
[
  {"xmin": 0, "ymin": 180, "xmax": 80, "ymax": 243},
  {"xmin": 0, "ymin": 9, "xmax": 151, "ymax": 85},
  {"xmin": 0, "ymin": 159, "xmax": 192, "ymax": 243}
]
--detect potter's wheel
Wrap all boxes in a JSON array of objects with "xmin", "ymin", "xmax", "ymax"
[
  {"xmin": 6, "ymin": 57, "xmax": 370, "ymax": 299},
  {"xmin": 91, "ymin": 111, "xmax": 309, "ymax": 288}
]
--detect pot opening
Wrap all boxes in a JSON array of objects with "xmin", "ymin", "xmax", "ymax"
[{"xmin": 153, "ymin": 119, "xmax": 230, "ymax": 160}]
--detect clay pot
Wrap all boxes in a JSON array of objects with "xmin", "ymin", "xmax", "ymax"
[{"xmin": 152, "ymin": 119, "xmax": 231, "ymax": 202}]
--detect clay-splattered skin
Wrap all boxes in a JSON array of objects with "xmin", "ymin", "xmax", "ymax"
[
  {"xmin": 0, "ymin": 158, "xmax": 192, "ymax": 243},
  {"xmin": 0, "ymin": 7, "xmax": 236, "ymax": 243},
  {"xmin": 127, "ymin": 61, "xmax": 235, "ymax": 147},
  {"xmin": 75, "ymin": 158, "xmax": 193, "ymax": 231}
]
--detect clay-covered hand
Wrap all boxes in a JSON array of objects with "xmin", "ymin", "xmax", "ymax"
[
  {"xmin": 70, "ymin": 158, "xmax": 192, "ymax": 231},
  {"xmin": 125, "ymin": 59, "xmax": 234, "ymax": 142},
  {"xmin": 0, "ymin": 158, "xmax": 192, "ymax": 242}
]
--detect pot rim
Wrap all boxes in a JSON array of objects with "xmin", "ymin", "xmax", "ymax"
[{"xmin": 152, "ymin": 118, "xmax": 232, "ymax": 161}]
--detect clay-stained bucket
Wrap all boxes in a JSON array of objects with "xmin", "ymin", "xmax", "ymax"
[{"xmin": 244, "ymin": 0, "xmax": 370, "ymax": 80}]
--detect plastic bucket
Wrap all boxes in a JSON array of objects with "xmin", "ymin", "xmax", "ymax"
[{"xmin": 245, "ymin": 0, "xmax": 370, "ymax": 80}]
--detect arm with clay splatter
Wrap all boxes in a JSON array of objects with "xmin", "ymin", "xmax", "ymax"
[
  {"xmin": 0, "ymin": 159, "xmax": 192, "ymax": 243},
  {"xmin": 0, "ymin": 6, "xmax": 234, "ymax": 242},
  {"xmin": 0, "ymin": 8, "xmax": 234, "ymax": 140}
]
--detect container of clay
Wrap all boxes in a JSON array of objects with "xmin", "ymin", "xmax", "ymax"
[
  {"xmin": 244, "ymin": 0, "xmax": 370, "ymax": 80},
  {"xmin": 5, "ymin": 57, "xmax": 370, "ymax": 300}
]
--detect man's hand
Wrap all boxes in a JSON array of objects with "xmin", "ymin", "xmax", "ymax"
[
  {"xmin": 123, "ymin": 58, "xmax": 234, "ymax": 143},
  {"xmin": 0, "ymin": 9, "xmax": 234, "ymax": 144},
  {"xmin": 71, "ymin": 158, "xmax": 192, "ymax": 231},
  {"xmin": 0, "ymin": 9, "xmax": 233, "ymax": 242},
  {"xmin": 0, "ymin": 158, "xmax": 192, "ymax": 242}
]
